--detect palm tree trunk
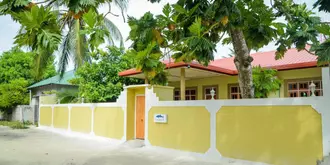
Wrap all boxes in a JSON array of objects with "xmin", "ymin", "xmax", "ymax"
[{"xmin": 230, "ymin": 28, "xmax": 254, "ymax": 98}]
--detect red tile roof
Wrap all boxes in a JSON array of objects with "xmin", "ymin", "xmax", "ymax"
[{"xmin": 119, "ymin": 48, "xmax": 318, "ymax": 77}]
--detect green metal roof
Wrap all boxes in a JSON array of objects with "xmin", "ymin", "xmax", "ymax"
[{"xmin": 28, "ymin": 70, "xmax": 76, "ymax": 89}]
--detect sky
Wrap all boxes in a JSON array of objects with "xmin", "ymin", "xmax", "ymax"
[{"xmin": 0, "ymin": 0, "xmax": 328, "ymax": 70}]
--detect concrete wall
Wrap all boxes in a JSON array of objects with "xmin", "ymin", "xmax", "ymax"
[
  {"xmin": 37, "ymin": 70, "xmax": 330, "ymax": 165},
  {"xmin": 40, "ymin": 95, "xmax": 57, "ymax": 104},
  {"xmin": 143, "ymin": 68, "xmax": 330, "ymax": 165},
  {"xmin": 217, "ymin": 106, "xmax": 322, "ymax": 165},
  {"xmin": 152, "ymin": 86, "xmax": 174, "ymax": 101},
  {"xmin": 169, "ymin": 67, "xmax": 322, "ymax": 99},
  {"xmin": 145, "ymin": 91, "xmax": 329, "ymax": 165},
  {"xmin": 11, "ymin": 105, "xmax": 35, "ymax": 122},
  {"xmin": 39, "ymin": 103, "xmax": 126, "ymax": 142},
  {"xmin": 32, "ymin": 84, "xmax": 78, "ymax": 97},
  {"xmin": 0, "ymin": 112, "xmax": 3, "ymax": 120},
  {"xmin": 148, "ymin": 106, "xmax": 210, "ymax": 153}
]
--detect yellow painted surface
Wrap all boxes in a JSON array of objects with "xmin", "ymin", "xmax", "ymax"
[
  {"xmin": 277, "ymin": 67, "xmax": 322, "ymax": 98},
  {"xmin": 40, "ymin": 95, "xmax": 57, "ymax": 104},
  {"xmin": 39, "ymin": 107, "xmax": 52, "ymax": 126},
  {"xmin": 70, "ymin": 107, "xmax": 92, "ymax": 133},
  {"xmin": 216, "ymin": 105, "xmax": 323, "ymax": 165},
  {"xmin": 148, "ymin": 106, "xmax": 210, "ymax": 153},
  {"xmin": 169, "ymin": 67, "xmax": 322, "ymax": 99},
  {"xmin": 53, "ymin": 107, "xmax": 69, "ymax": 129},
  {"xmin": 94, "ymin": 107, "xmax": 124, "ymax": 139},
  {"xmin": 135, "ymin": 87, "xmax": 145, "ymax": 95},
  {"xmin": 126, "ymin": 87, "xmax": 147, "ymax": 140},
  {"xmin": 153, "ymin": 86, "xmax": 174, "ymax": 101},
  {"xmin": 126, "ymin": 89, "xmax": 135, "ymax": 140},
  {"xmin": 169, "ymin": 75, "xmax": 238, "ymax": 99}
]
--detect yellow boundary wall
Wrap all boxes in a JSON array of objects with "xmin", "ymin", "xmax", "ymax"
[
  {"xmin": 39, "ymin": 104, "xmax": 125, "ymax": 142},
  {"xmin": 38, "ymin": 69, "xmax": 330, "ymax": 165},
  {"xmin": 144, "ymin": 78, "xmax": 330, "ymax": 165}
]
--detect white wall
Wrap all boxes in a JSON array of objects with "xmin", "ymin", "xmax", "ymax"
[
  {"xmin": 11, "ymin": 105, "xmax": 35, "ymax": 122},
  {"xmin": 32, "ymin": 84, "xmax": 78, "ymax": 96}
]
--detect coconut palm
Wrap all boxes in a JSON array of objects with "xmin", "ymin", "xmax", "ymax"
[{"xmin": 0, "ymin": 0, "xmax": 127, "ymax": 78}]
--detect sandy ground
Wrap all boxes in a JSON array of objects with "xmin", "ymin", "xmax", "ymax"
[{"xmin": 1, "ymin": 126, "xmax": 324, "ymax": 165}]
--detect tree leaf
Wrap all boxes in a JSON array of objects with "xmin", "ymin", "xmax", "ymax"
[
  {"xmin": 172, "ymin": 4, "xmax": 186, "ymax": 14},
  {"xmin": 188, "ymin": 17, "xmax": 202, "ymax": 37}
]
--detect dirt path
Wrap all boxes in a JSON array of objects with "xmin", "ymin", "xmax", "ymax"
[{"xmin": 0, "ymin": 126, "xmax": 267, "ymax": 165}]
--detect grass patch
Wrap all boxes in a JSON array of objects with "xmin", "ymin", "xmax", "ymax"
[{"xmin": 0, "ymin": 121, "xmax": 30, "ymax": 129}]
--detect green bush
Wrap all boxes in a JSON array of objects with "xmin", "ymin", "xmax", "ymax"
[
  {"xmin": 23, "ymin": 120, "xmax": 33, "ymax": 125},
  {"xmin": 0, "ymin": 121, "xmax": 29, "ymax": 129}
]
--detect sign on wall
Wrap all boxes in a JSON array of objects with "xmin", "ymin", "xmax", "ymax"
[{"xmin": 154, "ymin": 114, "xmax": 167, "ymax": 123}]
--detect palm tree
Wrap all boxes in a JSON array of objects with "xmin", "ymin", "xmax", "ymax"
[{"xmin": 0, "ymin": 0, "xmax": 127, "ymax": 78}]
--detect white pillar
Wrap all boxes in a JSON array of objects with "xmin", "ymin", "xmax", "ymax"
[
  {"xmin": 90, "ymin": 106, "xmax": 95, "ymax": 135},
  {"xmin": 322, "ymin": 67, "xmax": 330, "ymax": 97},
  {"xmin": 68, "ymin": 106, "xmax": 71, "ymax": 132},
  {"xmin": 29, "ymin": 90, "xmax": 32, "ymax": 105}
]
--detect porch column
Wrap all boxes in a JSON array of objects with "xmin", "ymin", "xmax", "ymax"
[
  {"xmin": 322, "ymin": 67, "xmax": 330, "ymax": 97},
  {"xmin": 180, "ymin": 68, "xmax": 186, "ymax": 100}
]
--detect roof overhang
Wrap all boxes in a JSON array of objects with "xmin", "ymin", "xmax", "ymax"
[
  {"xmin": 119, "ymin": 62, "xmax": 237, "ymax": 79},
  {"xmin": 122, "ymin": 66, "xmax": 229, "ymax": 82}
]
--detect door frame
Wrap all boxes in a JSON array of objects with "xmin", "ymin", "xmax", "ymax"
[{"xmin": 134, "ymin": 94, "xmax": 145, "ymax": 139}]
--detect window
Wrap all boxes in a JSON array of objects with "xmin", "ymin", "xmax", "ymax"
[
  {"xmin": 287, "ymin": 80, "xmax": 323, "ymax": 97},
  {"xmin": 203, "ymin": 86, "xmax": 218, "ymax": 100},
  {"xmin": 228, "ymin": 84, "xmax": 242, "ymax": 99},
  {"xmin": 174, "ymin": 88, "xmax": 197, "ymax": 100}
]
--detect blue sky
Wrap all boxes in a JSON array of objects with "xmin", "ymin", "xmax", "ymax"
[{"xmin": 0, "ymin": 0, "xmax": 328, "ymax": 69}]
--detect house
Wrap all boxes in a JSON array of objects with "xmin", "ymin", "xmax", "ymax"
[
  {"xmin": 28, "ymin": 70, "xmax": 78, "ymax": 105},
  {"xmin": 119, "ymin": 48, "xmax": 325, "ymax": 100}
]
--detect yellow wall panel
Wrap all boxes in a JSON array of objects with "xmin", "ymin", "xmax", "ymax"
[
  {"xmin": 135, "ymin": 88, "xmax": 145, "ymax": 95},
  {"xmin": 94, "ymin": 107, "xmax": 124, "ymax": 140},
  {"xmin": 70, "ymin": 107, "xmax": 92, "ymax": 133},
  {"xmin": 126, "ymin": 89, "xmax": 135, "ymax": 140},
  {"xmin": 39, "ymin": 107, "xmax": 52, "ymax": 126},
  {"xmin": 216, "ymin": 105, "xmax": 323, "ymax": 165},
  {"xmin": 148, "ymin": 106, "xmax": 210, "ymax": 153},
  {"xmin": 153, "ymin": 86, "xmax": 174, "ymax": 101},
  {"xmin": 53, "ymin": 107, "xmax": 69, "ymax": 129}
]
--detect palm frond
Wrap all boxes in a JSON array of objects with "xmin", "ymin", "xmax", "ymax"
[
  {"xmin": 34, "ymin": 50, "xmax": 52, "ymax": 81},
  {"xmin": 103, "ymin": 17, "xmax": 124, "ymax": 47},
  {"xmin": 56, "ymin": 89, "xmax": 79, "ymax": 104},
  {"xmin": 113, "ymin": 0, "xmax": 128, "ymax": 11},
  {"xmin": 72, "ymin": 19, "xmax": 89, "ymax": 69},
  {"xmin": 58, "ymin": 20, "xmax": 74, "ymax": 77},
  {"xmin": 112, "ymin": 0, "xmax": 129, "ymax": 22}
]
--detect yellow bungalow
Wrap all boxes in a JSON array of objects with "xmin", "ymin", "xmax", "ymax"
[{"xmin": 119, "ymin": 48, "xmax": 325, "ymax": 100}]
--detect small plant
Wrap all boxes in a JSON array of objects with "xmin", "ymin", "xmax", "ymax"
[
  {"xmin": 253, "ymin": 66, "xmax": 282, "ymax": 98},
  {"xmin": 0, "ymin": 121, "xmax": 29, "ymax": 129},
  {"xmin": 10, "ymin": 122, "xmax": 29, "ymax": 129},
  {"xmin": 23, "ymin": 120, "xmax": 33, "ymax": 125}
]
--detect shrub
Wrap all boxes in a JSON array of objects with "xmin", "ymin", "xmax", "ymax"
[{"xmin": 0, "ymin": 121, "xmax": 29, "ymax": 129}]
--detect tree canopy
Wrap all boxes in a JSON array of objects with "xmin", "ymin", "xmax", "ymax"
[
  {"xmin": 0, "ymin": 0, "xmax": 126, "ymax": 78},
  {"xmin": 128, "ymin": 0, "xmax": 328, "ymax": 98},
  {"xmin": 70, "ymin": 47, "xmax": 143, "ymax": 103},
  {"xmin": 0, "ymin": 48, "xmax": 56, "ymax": 113}
]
